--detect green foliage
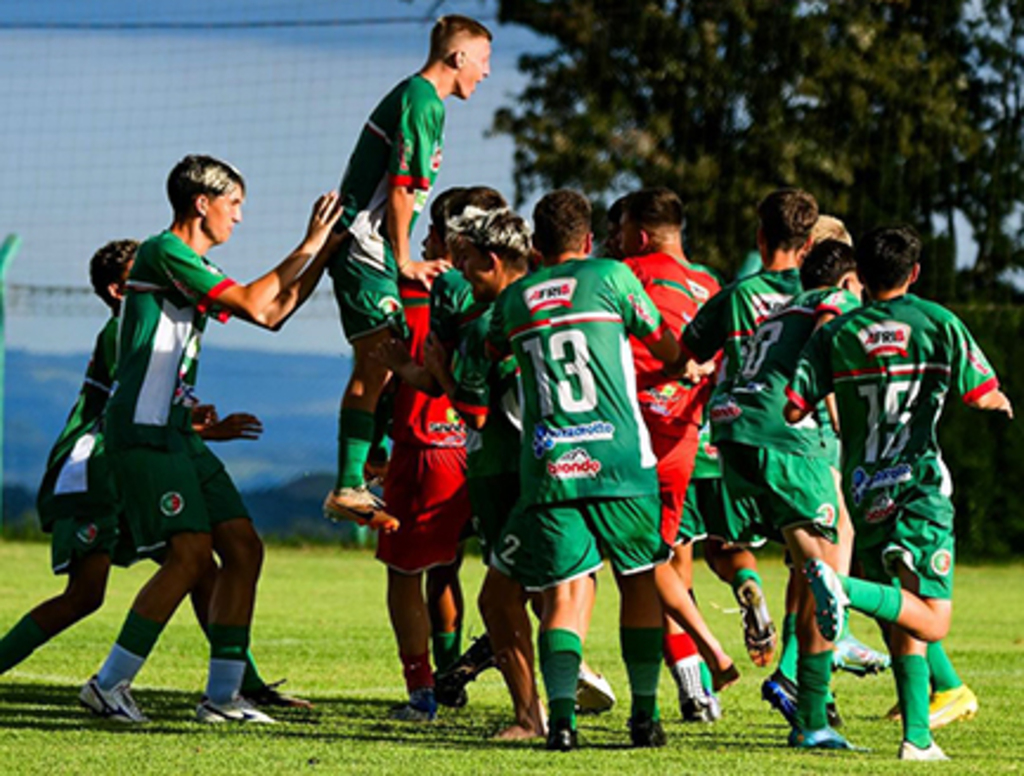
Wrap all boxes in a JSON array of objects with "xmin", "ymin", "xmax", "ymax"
[
  {"xmin": 0, "ymin": 544, "xmax": 1022, "ymax": 773},
  {"xmin": 494, "ymin": 1, "xmax": 1024, "ymax": 299}
]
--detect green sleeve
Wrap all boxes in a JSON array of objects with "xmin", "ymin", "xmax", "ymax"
[
  {"xmin": 390, "ymin": 85, "xmax": 444, "ymax": 190},
  {"xmin": 682, "ymin": 287, "xmax": 730, "ymax": 361},
  {"xmin": 485, "ymin": 290, "xmax": 512, "ymax": 360},
  {"xmin": 149, "ymin": 237, "xmax": 236, "ymax": 314},
  {"xmin": 948, "ymin": 315, "xmax": 999, "ymax": 403},
  {"xmin": 788, "ymin": 326, "xmax": 834, "ymax": 413}
]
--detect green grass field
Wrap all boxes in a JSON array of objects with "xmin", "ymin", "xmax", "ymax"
[{"xmin": 0, "ymin": 540, "xmax": 1022, "ymax": 774}]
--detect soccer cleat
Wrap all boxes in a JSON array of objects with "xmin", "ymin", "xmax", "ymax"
[
  {"xmin": 804, "ymin": 559, "xmax": 847, "ymax": 643},
  {"xmin": 433, "ymin": 634, "xmax": 496, "ymax": 707},
  {"xmin": 628, "ymin": 711, "xmax": 667, "ymax": 748},
  {"xmin": 80, "ymin": 675, "xmax": 148, "ymax": 723},
  {"xmin": 576, "ymin": 667, "xmax": 616, "ymax": 714},
  {"xmin": 197, "ymin": 694, "xmax": 276, "ymax": 723},
  {"xmin": 833, "ymin": 634, "xmax": 891, "ymax": 676},
  {"xmin": 736, "ymin": 578, "xmax": 776, "ymax": 667},
  {"xmin": 545, "ymin": 717, "xmax": 578, "ymax": 752},
  {"xmin": 240, "ymin": 679, "xmax": 313, "ymax": 709},
  {"xmin": 929, "ymin": 685, "xmax": 978, "ymax": 728},
  {"xmin": 761, "ymin": 671, "xmax": 798, "ymax": 727},
  {"xmin": 788, "ymin": 725, "xmax": 854, "ymax": 750},
  {"xmin": 322, "ymin": 487, "xmax": 399, "ymax": 532},
  {"xmin": 389, "ymin": 687, "xmax": 437, "ymax": 722},
  {"xmin": 899, "ymin": 741, "xmax": 949, "ymax": 761},
  {"xmin": 680, "ymin": 691, "xmax": 722, "ymax": 723}
]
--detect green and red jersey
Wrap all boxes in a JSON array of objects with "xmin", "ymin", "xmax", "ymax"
[
  {"xmin": 487, "ymin": 258, "xmax": 667, "ymax": 505},
  {"xmin": 105, "ymin": 231, "xmax": 234, "ymax": 450},
  {"xmin": 788, "ymin": 293, "xmax": 999, "ymax": 534},
  {"xmin": 335, "ymin": 75, "xmax": 445, "ymax": 277},
  {"xmin": 429, "ymin": 268, "xmax": 475, "ymax": 350}
]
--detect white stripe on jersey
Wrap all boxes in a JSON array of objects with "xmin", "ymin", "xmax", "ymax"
[
  {"xmin": 346, "ymin": 176, "xmax": 390, "ymax": 273},
  {"xmin": 133, "ymin": 299, "xmax": 192, "ymax": 427},
  {"xmin": 618, "ymin": 331, "xmax": 657, "ymax": 470},
  {"xmin": 54, "ymin": 432, "xmax": 97, "ymax": 495},
  {"xmin": 366, "ymin": 120, "xmax": 392, "ymax": 145}
]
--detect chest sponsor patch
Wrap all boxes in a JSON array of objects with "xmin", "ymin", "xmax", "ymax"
[
  {"xmin": 524, "ymin": 279, "xmax": 576, "ymax": 314},
  {"xmin": 532, "ymin": 420, "xmax": 614, "ymax": 458},
  {"xmin": 858, "ymin": 321, "xmax": 911, "ymax": 358},
  {"xmin": 546, "ymin": 448, "xmax": 602, "ymax": 479}
]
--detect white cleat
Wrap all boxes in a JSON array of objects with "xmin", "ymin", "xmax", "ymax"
[
  {"xmin": 80, "ymin": 675, "xmax": 148, "ymax": 723},
  {"xmin": 197, "ymin": 694, "xmax": 277, "ymax": 724},
  {"xmin": 576, "ymin": 667, "xmax": 616, "ymax": 714},
  {"xmin": 322, "ymin": 487, "xmax": 399, "ymax": 532},
  {"xmin": 899, "ymin": 740, "xmax": 949, "ymax": 761}
]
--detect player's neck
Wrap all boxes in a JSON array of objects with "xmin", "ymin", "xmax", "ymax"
[
  {"xmin": 170, "ymin": 220, "xmax": 214, "ymax": 256},
  {"xmin": 869, "ymin": 287, "xmax": 910, "ymax": 302},
  {"xmin": 542, "ymin": 251, "xmax": 587, "ymax": 267},
  {"xmin": 419, "ymin": 62, "xmax": 453, "ymax": 100},
  {"xmin": 762, "ymin": 249, "xmax": 800, "ymax": 272},
  {"xmin": 648, "ymin": 240, "xmax": 685, "ymax": 263}
]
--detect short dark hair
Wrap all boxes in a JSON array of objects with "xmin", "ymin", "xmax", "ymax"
[
  {"xmin": 624, "ymin": 187, "xmax": 684, "ymax": 232},
  {"xmin": 800, "ymin": 239, "xmax": 857, "ymax": 289},
  {"xmin": 167, "ymin": 155, "xmax": 245, "ymax": 219},
  {"xmin": 429, "ymin": 15, "xmax": 492, "ymax": 61},
  {"xmin": 757, "ymin": 188, "xmax": 818, "ymax": 253},
  {"xmin": 90, "ymin": 239, "xmax": 138, "ymax": 313},
  {"xmin": 532, "ymin": 189, "xmax": 591, "ymax": 258},
  {"xmin": 855, "ymin": 225, "xmax": 921, "ymax": 292},
  {"xmin": 430, "ymin": 187, "xmax": 466, "ymax": 240},
  {"xmin": 606, "ymin": 194, "xmax": 631, "ymax": 228}
]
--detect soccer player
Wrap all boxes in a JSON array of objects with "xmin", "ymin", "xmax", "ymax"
[
  {"xmin": 713, "ymin": 238, "xmax": 864, "ymax": 749},
  {"xmin": 679, "ymin": 188, "xmax": 823, "ymax": 666},
  {"xmin": 617, "ymin": 188, "xmax": 739, "ymax": 720},
  {"xmin": 323, "ymin": 15, "xmax": 493, "ymax": 527},
  {"xmin": 786, "ymin": 225, "xmax": 1012, "ymax": 760},
  {"xmin": 487, "ymin": 190, "xmax": 686, "ymax": 751},
  {"xmin": 80, "ymin": 155, "xmax": 342, "ymax": 724}
]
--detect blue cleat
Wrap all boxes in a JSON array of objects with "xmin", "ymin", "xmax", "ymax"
[
  {"xmin": 833, "ymin": 634, "xmax": 891, "ymax": 676},
  {"xmin": 762, "ymin": 671, "xmax": 798, "ymax": 727},
  {"xmin": 788, "ymin": 726, "xmax": 854, "ymax": 750},
  {"xmin": 804, "ymin": 559, "xmax": 847, "ymax": 643}
]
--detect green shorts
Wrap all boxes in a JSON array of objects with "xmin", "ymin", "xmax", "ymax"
[
  {"xmin": 688, "ymin": 475, "xmax": 768, "ymax": 547},
  {"xmin": 112, "ymin": 432, "xmax": 250, "ymax": 560},
  {"xmin": 47, "ymin": 510, "xmax": 134, "ymax": 574},
  {"xmin": 718, "ymin": 441, "xmax": 839, "ymax": 543},
  {"xmin": 468, "ymin": 471, "xmax": 520, "ymax": 565},
  {"xmin": 856, "ymin": 500, "xmax": 955, "ymax": 601},
  {"xmin": 328, "ymin": 241, "xmax": 408, "ymax": 342},
  {"xmin": 492, "ymin": 495, "xmax": 670, "ymax": 592}
]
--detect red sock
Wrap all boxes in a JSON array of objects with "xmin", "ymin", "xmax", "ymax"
[
  {"xmin": 663, "ymin": 632, "xmax": 698, "ymax": 666},
  {"xmin": 400, "ymin": 652, "xmax": 434, "ymax": 693}
]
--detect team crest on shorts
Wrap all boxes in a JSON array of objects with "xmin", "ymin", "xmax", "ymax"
[
  {"xmin": 930, "ymin": 549, "xmax": 953, "ymax": 577},
  {"xmin": 160, "ymin": 492, "xmax": 185, "ymax": 517},
  {"xmin": 76, "ymin": 523, "xmax": 98, "ymax": 545},
  {"xmin": 815, "ymin": 503, "xmax": 837, "ymax": 528},
  {"xmin": 378, "ymin": 296, "xmax": 402, "ymax": 315}
]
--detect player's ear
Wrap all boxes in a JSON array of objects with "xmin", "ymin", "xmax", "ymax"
[
  {"xmin": 908, "ymin": 263, "xmax": 921, "ymax": 285},
  {"xmin": 639, "ymin": 228, "xmax": 652, "ymax": 253},
  {"xmin": 584, "ymin": 232, "xmax": 594, "ymax": 256},
  {"xmin": 448, "ymin": 50, "xmax": 465, "ymax": 69},
  {"xmin": 195, "ymin": 194, "xmax": 209, "ymax": 218}
]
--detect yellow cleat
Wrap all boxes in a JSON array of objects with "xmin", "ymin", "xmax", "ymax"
[{"xmin": 929, "ymin": 685, "xmax": 978, "ymax": 729}]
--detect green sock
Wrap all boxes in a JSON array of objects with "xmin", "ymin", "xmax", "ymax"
[
  {"xmin": 795, "ymin": 650, "xmax": 832, "ymax": 731},
  {"xmin": 208, "ymin": 624, "xmax": 249, "ymax": 662},
  {"xmin": 699, "ymin": 660, "xmax": 714, "ymax": 695},
  {"xmin": 336, "ymin": 408, "xmax": 376, "ymax": 489},
  {"xmin": 621, "ymin": 627, "xmax": 663, "ymax": 721},
  {"xmin": 731, "ymin": 567, "xmax": 763, "ymax": 600},
  {"xmin": 240, "ymin": 648, "xmax": 266, "ymax": 693},
  {"xmin": 0, "ymin": 615, "xmax": 49, "ymax": 674},
  {"xmin": 927, "ymin": 641, "xmax": 963, "ymax": 693},
  {"xmin": 841, "ymin": 575, "xmax": 903, "ymax": 623},
  {"xmin": 894, "ymin": 654, "xmax": 932, "ymax": 749},
  {"xmin": 116, "ymin": 610, "xmax": 164, "ymax": 658},
  {"xmin": 432, "ymin": 629, "xmax": 461, "ymax": 673},
  {"xmin": 778, "ymin": 613, "xmax": 799, "ymax": 682},
  {"xmin": 539, "ymin": 629, "xmax": 581, "ymax": 728}
]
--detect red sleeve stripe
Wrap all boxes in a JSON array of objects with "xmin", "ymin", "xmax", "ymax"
[
  {"xmin": 453, "ymin": 400, "xmax": 488, "ymax": 419},
  {"xmin": 196, "ymin": 278, "xmax": 236, "ymax": 316},
  {"xmin": 389, "ymin": 174, "xmax": 432, "ymax": 191},
  {"xmin": 642, "ymin": 320, "xmax": 671, "ymax": 348},
  {"xmin": 816, "ymin": 306, "xmax": 844, "ymax": 318},
  {"xmin": 962, "ymin": 377, "xmax": 999, "ymax": 404},
  {"xmin": 785, "ymin": 386, "xmax": 811, "ymax": 412}
]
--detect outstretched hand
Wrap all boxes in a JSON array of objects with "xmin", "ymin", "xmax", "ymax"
[
  {"xmin": 200, "ymin": 412, "xmax": 264, "ymax": 442},
  {"xmin": 303, "ymin": 191, "xmax": 344, "ymax": 252},
  {"xmin": 400, "ymin": 258, "xmax": 451, "ymax": 289}
]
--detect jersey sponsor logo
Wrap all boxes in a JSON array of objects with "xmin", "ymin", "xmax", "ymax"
[
  {"xmin": 430, "ymin": 142, "xmax": 443, "ymax": 173},
  {"xmin": 709, "ymin": 397, "xmax": 742, "ymax": 424},
  {"xmin": 160, "ymin": 491, "xmax": 185, "ymax": 517},
  {"xmin": 850, "ymin": 463, "xmax": 912, "ymax": 505},
  {"xmin": 815, "ymin": 503, "xmax": 837, "ymax": 528},
  {"xmin": 641, "ymin": 383, "xmax": 681, "ymax": 416},
  {"xmin": 930, "ymin": 549, "xmax": 953, "ymax": 577},
  {"xmin": 686, "ymin": 279, "xmax": 711, "ymax": 302},
  {"xmin": 532, "ymin": 420, "xmax": 615, "ymax": 458},
  {"xmin": 865, "ymin": 494, "xmax": 897, "ymax": 524},
  {"xmin": 967, "ymin": 348, "xmax": 991, "ymax": 376},
  {"xmin": 751, "ymin": 293, "xmax": 791, "ymax": 321},
  {"xmin": 397, "ymin": 130, "xmax": 412, "ymax": 172},
  {"xmin": 546, "ymin": 447, "xmax": 602, "ymax": 479},
  {"xmin": 428, "ymin": 408, "xmax": 467, "ymax": 440},
  {"xmin": 857, "ymin": 321, "xmax": 911, "ymax": 358},
  {"xmin": 523, "ymin": 279, "xmax": 577, "ymax": 313},
  {"xmin": 76, "ymin": 523, "xmax": 99, "ymax": 545},
  {"xmin": 628, "ymin": 293, "xmax": 657, "ymax": 328}
]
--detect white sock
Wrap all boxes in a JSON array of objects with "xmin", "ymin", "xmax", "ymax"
[
  {"xmin": 205, "ymin": 658, "xmax": 246, "ymax": 705},
  {"xmin": 96, "ymin": 645, "xmax": 145, "ymax": 691}
]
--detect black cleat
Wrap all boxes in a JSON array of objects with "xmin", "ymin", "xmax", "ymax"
[
  {"xmin": 545, "ymin": 717, "xmax": 578, "ymax": 752},
  {"xmin": 240, "ymin": 679, "xmax": 314, "ymax": 709},
  {"xmin": 629, "ymin": 711, "xmax": 667, "ymax": 748},
  {"xmin": 433, "ymin": 635, "xmax": 496, "ymax": 708},
  {"xmin": 827, "ymin": 699, "xmax": 843, "ymax": 729}
]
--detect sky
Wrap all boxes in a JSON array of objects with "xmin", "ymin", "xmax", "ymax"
[{"xmin": 0, "ymin": 0, "xmax": 546, "ymax": 355}]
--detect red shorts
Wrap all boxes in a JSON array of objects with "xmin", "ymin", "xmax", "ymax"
[
  {"xmin": 377, "ymin": 443, "xmax": 470, "ymax": 573},
  {"xmin": 649, "ymin": 423, "xmax": 700, "ymax": 545}
]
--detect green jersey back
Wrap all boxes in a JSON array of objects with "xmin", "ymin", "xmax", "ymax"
[
  {"xmin": 682, "ymin": 268, "xmax": 803, "ymax": 387},
  {"xmin": 106, "ymin": 231, "xmax": 235, "ymax": 450},
  {"xmin": 451, "ymin": 304, "xmax": 521, "ymax": 479},
  {"xmin": 37, "ymin": 316, "xmax": 118, "ymax": 526},
  {"xmin": 336, "ymin": 75, "xmax": 445, "ymax": 277},
  {"xmin": 430, "ymin": 268, "xmax": 474, "ymax": 348},
  {"xmin": 789, "ymin": 294, "xmax": 999, "ymax": 532},
  {"xmin": 487, "ymin": 259, "xmax": 665, "ymax": 505},
  {"xmin": 713, "ymin": 287, "xmax": 858, "ymax": 456}
]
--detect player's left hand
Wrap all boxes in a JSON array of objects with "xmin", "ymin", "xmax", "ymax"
[
  {"xmin": 400, "ymin": 258, "xmax": 451, "ymax": 288},
  {"xmin": 373, "ymin": 338, "xmax": 413, "ymax": 371},
  {"xmin": 200, "ymin": 413, "xmax": 264, "ymax": 441}
]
